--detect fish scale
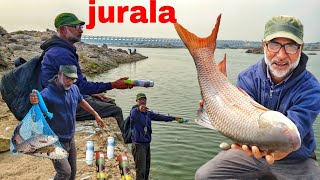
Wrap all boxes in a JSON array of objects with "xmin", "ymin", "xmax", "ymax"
[
  {"xmin": 174, "ymin": 15, "xmax": 301, "ymax": 153},
  {"xmin": 201, "ymin": 60, "xmax": 267, "ymax": 143},
  {"xmin": 194, "ymin": 46, "xmax": 269, "ymax": 138}
]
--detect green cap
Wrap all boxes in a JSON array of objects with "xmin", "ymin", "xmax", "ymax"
[
  {"xmin": 264, "ymin": 15, "xmax": 303, "ymax": 44},
  {"xmin": 54, "ymin": 13, "xmax": 85, "ymax": 28},
  {"xmin": 136, "ymin": 93, "xmax": 147, "ymax": 100},
  {"xmin": 59, "ymin": 65, "xmax": 78, "ymax": 79}
]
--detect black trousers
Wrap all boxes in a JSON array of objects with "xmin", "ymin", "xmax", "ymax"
[
  {"xmin": 52, "ymin": 138, "xmax": 76, "ymax": 180},
  {"xmin": 76, "ymin": 96, "xmax": 124, "ymax": 130},
  {"xmin": 132, "ymin": 143, "xmax": 151, "ymax": 180}
]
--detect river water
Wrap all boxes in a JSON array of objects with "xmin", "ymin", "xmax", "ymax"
[{"xmin": 90, "ymin": 47, "xmax": 320, "ymax": 180}]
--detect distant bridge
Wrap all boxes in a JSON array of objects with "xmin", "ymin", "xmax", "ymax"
[{"xmin": 81, "ymin": 35, "xmax": 261, "ymax": 47}]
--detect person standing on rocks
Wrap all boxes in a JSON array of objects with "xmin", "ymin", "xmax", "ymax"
[
  {"xmin": 40, "ymin": 12, "xmax": 134, "ymax": 130},
  {"xmin": 130, "ymin": 93, "xmax": 185, "ymax": 180},
  {"xmin": 31, "ymin": 65, "xmax": 105, "ymax": 180}
]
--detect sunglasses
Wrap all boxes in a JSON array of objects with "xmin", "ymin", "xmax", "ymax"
[
  {"xmin": 63, "ymin": 24, "xmax": 84, "ymax": 30},
  {"xmin": 265, "ymin": 41, "xmax": 301, "ymax": 55}
]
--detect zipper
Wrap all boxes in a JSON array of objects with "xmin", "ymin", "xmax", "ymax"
[
  {"xmin": 144, "ymin": 112, "xmax": 149, "ymax": 136},
  {"xmin": 269, "ymin": 88, "xmax": 274, "ymax": 98}
]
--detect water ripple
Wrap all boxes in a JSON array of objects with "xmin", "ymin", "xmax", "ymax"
[{"xmin": 91, "ymin": 47, "xmax": 320, "ymax": 180}]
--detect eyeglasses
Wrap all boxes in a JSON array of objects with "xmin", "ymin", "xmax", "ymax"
[
  {"xmin": 265, "ymin": 42, "xmax": 301, "ymax": 55},
  {"xmin": 63, "ymin": 74, "xmax": 77, "ymax": 83},
  {"xmin": 63, "ymin": 24, "xmax": 84, "ymax": 30}
]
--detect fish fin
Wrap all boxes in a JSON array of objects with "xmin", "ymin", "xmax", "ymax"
[
  {"xmin": 195, "ymin": 119, "xmax": 217, "ymax": 131},
  {"xmin": 218, "ymin": 54, "xmax": 227, "ymax": 77},
  {"xmin": 237, "ymin": 87, "xmax": 269, "ymax": 111},
  {"xmin": 39, "ymin": 140, "xmax": 48, "ymax": 143},
  {"xmin": 12, "ymin": 123, "xmax": 24, "ymax": 145},
  {"xmin": 174, "ymin": 14, "xmax": 221, "ymax": 52},
  {"xmin": 196, "ymin": 105, "xmax": 217, "ymax": 130},
  {"xmin": 237, "ymin": 87, "xmax": 251, "ymax": 97},
  {"xmin": 250, "ymin": 101, "xmax": 269, "ymax": 111}
]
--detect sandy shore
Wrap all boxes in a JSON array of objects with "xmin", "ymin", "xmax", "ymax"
[{"xmin": 0, "ymin": 96, "xmax": 136, "ymax": 180}]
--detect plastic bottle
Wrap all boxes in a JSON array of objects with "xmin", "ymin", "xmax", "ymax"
[
  {"xmin": 85, "ymin": 141, "xmax": 94, "ymax": 165},
  {"xmin": 177, "ymin": 118, "xmax": 188, "ymax": 123},
  {"xmin": 117, "ymin": 154, "xmax": 132, "ymax": 180},
  {"xmin": 96, "ymin": 151, "xmax": 106, "ymax": 180},
  {"xmin": 124, "ymin": 79, "xmax": 154, "ymax": 87},
  {"xmin": 107, "ymin": 137, "xmax": 115, "ymax": 159}
]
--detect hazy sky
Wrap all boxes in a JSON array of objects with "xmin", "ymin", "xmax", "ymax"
[{"xmin": 0, "ymin": 0, "xmax": 319, "ymax": 42}]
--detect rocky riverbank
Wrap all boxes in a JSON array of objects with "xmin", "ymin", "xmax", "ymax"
[
  {"xmin": 0, "ymin": 26, "xmax": 143, "ymax": 180},
  {"xmin": 0, "ymin": 26, "xmax": 148, "ymax": 75}
]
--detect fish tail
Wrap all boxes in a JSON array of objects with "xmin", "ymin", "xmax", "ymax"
[
  {"xmin": 174, "ymin": 14, "xmax": 221, "ymax": 52},
  {"xmin": 12, "ymin": 123, "xmax": 23, "ymax": 146}
]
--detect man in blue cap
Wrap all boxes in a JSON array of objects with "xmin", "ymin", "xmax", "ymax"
[
  {"xmin": 195, "ymin": 15, "xmax": 320, "ymax": 179},
  {"xmin": 40, "ymin": 13, "xmax": 134, "ymax": 130}
]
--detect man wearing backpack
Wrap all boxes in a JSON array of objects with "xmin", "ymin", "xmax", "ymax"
[
  {"xmin": 130, "ymin": 93, "xmax": 186, "ymax": 180},
  {"xmin": 39, "ymin": 12, "xmax": 134, "ymax": 130}
]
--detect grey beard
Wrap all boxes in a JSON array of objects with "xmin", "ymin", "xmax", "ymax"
[
  {"xmin": 58, "ymin": 76, "xmax": 71, "ymax": 90},
  {"xmin": 264, "ymin": 50, "xmax": 300, "ymax": 78}
]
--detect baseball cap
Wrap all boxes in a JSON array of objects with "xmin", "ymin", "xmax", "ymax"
[
  {"xmin": 136, "ymin": 93, "xmax": 147, "ymax": 100},
  {"xmin": 59, "ymin": 65, "xmax": 78, "ymax": 79},
  {"xmin": 264, "ymin": 15, "xmax": 303, "ymax": 44},
  {"xmin": 54, "ymin": 13, "xmax": 85, "ymax": 28}
]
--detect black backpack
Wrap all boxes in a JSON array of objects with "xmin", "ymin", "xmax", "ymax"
[
  {"xmin": 0, "ymin": 43, "xmax": 76, "ymax": 121},
  {"xmin": 0, "ymin": 52, "xmax": 46, "ymax": 121},
  {"xmin": 121, "ymin": 105, "xmax": 139, "ymax": 144},
  {"xmin": 121, "ymin": 115, "xmax": 132, "ymax": 144}
]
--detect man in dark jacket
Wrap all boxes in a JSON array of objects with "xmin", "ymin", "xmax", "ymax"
[
  {"xmin": 130, "ymin": 93, "xmax": 184, "ymax": 180},
  {"xmin": 40, "ymin": 13, "xmax": 134, "ymax": 130},
  {"xmin": 31, "ymin": 65, "xmax": 104, "ymax": 180},
  {"xmin": 195, "ymin": 16, "xmax": 320, "ymax": 179}
]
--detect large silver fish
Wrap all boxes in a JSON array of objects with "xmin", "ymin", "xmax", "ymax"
[
  {"xmin": 11, "ymin": 123, "xmax": 58, "ymax": 153},
  {"xmin": 174, "ymin": 15, "xmax": 301, "ymax": 153}
]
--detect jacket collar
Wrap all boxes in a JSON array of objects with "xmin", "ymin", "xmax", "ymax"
[{"xmin": 40, "ymin": 35, "xmax": 77, "ymax": 54}]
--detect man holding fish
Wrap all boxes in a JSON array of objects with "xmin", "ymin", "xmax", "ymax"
[
  {"xmin": 30, "ymin": 65, "xmax": 105, "ymax": 180},
  {"xmin": 173, "ymin": 14, "xmax": 320, "ymax": 179},
  {"xmin": 195, "ymin": 15, "xmax": 320, "ymax": 179}
]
